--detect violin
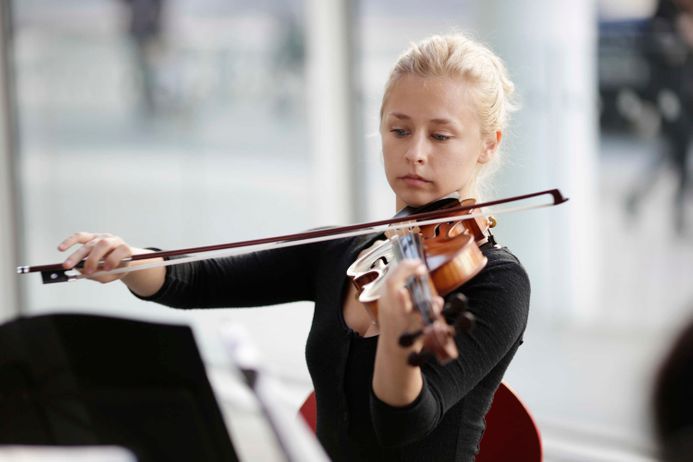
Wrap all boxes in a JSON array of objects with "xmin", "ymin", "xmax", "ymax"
[
  {"xmin": 18, "ymin": 189, "xmax": 567, "ymax": 366},
  {"xmin": 346, "ymin": 196, "xmax": 490, "ymax": 366}
]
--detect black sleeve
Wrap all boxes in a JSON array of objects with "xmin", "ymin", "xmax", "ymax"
[
  {"xmin": 134, "ymin": 243, "xmax": 321, "ymax": 309},
  {"xmin": 369, "ymin": 247, "xmax": 531, "ymax": 446}
]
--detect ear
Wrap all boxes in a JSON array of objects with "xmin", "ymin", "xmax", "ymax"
[{"xmin": 479, "ymin": 130, "xmax": 502, "ymax": 164}]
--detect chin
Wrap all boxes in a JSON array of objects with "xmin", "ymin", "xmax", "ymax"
[
  {"xmin": 393, "ymin": 183, "xmax": 440, "ymax": 208},
  {"xmin": 400, "ymin": 194, "xmax": 434, "ymax": 208}
]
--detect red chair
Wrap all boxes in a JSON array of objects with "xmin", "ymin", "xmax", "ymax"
[
  {"xmin": 476, "ymin": 382, "xmax": 542, "ymax": 462},
  {"xmin": 299, "ymin": 390, "xmax": 318, "ymax": 433},
  {"xmin": 299, "ymin": 382, "xmax": 542, "ymax": 461}
]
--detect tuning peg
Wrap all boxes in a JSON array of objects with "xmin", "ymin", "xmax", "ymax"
[
  {"xmin": 407, "ymin": 350, "xmax": 435, "ymax": 367},
  {"xmin": 399, "ymin": 329, "xmax": 424, "ymax": 347},
  {"xmin": 442, "ymin": 293, "xmax": 475, "ymax": 333},
  {"xmin": 442, "ymin": 293, "xmax": 468, "ymax": 319},
  {"xmin": 455, "ymin": 311, "xmax": 476, "ymax": 333}
]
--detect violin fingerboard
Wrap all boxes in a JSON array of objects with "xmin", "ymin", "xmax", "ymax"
[{"xmin": 392, "ymin": 234, "xmax": 435, "ymax": 323}]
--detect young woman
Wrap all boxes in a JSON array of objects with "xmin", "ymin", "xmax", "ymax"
[{"xmin": 59, "ymin": 33, "xmax": 529, "ymax": 461}]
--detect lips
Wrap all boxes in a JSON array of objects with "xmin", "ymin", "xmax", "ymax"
[
  {"xmin": 399, "ymin": 174, "xmax": 431, "ymax": 187},
  {"xmin": 399, "ymin": 174, "xmax": 430, "ymax": 183}
]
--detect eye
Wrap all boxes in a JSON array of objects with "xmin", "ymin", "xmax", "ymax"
[
  {"xmin": 431, "ymin": 133, "xmax": 451, "ymax": 141},
  {"xmin": 390, "ymin": 128, "xmax": 409, "ymax": 137}
]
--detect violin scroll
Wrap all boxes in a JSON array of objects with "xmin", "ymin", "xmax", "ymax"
[
  {"xmin": 399, "ymin": 293, "xmax": 476, "ymax": 366},
  {"xmin": 442, "ymin": 293, "xmax": 476, "ymax": 333}
]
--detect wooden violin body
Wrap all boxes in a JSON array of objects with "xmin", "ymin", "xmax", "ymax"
[
  {"xmin": 346, "ymin": 199, "xmax": 490, "ymax": 308},
  {"xmin": 346, "ymin": 198, "xmax": 491, "ymax": 366}
]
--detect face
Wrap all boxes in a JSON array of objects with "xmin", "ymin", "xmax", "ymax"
[{"xmin": 380, "ymin": 74, "xmax": 500, "ymax": 210}]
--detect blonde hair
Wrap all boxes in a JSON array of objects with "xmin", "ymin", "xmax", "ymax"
[{"xmin": 381, "ymin": 33, "xmax": 516, "ymax": 135}]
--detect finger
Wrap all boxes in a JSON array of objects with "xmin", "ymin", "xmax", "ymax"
[
  {"xmin": 394, "ymin": 286, "xmax": 427, "ymax": 333},
  {"xmin": 433, "ymin": 295, "xmax": 444, "ymax": 313},
  {"xmin": 385, "ymin": 259, "xmax": 426, "ymax": 291},
  {"xmin": 396, "ymin": 286, "xmax": 413, "ymax": 312},
  {"xmin": 103, "ymin": 243, "xmax": 132, "ymax": 271},
  {"xmin": 63, "ymin": 244, "xmax": 95, "ymax": 269},
  {"xmin": 83, "ymin": 237, "xmax": 116, "ymax": 274},
  {"xmin": 58, "ymin": 231, "xmax": 96, "ymax": 251}
]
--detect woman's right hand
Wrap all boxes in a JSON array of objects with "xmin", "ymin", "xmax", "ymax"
[
  {"xmin": 58, "ymin": 232, "xmax": 136, "ymax": 283},
  {"xmin": 58, "ymin": 231, "xmax": 166, "ymax": 296}
]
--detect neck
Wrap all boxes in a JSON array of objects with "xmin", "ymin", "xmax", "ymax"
[{"xmin": 394, "ymin": 192, "xmax": 463, "ymax": 217}]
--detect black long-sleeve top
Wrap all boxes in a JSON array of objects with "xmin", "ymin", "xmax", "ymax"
[{"xmin": 138, "ymin": 233, "xmax": 530, "ymax": 461}]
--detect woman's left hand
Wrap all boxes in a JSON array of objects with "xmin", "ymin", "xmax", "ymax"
[
  {"xmin": 376, "ymin": 259, "xmax": 444, "ymax": 348},
  {"xmin": 373, "ymin": 259, "xmax": 443, "ymax": 405}
]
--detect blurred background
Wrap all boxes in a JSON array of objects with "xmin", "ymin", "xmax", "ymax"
[{"xmin": 1, "ymin": 0, "xmax": 692, "ymax": 460}]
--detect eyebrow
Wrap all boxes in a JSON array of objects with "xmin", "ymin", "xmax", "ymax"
[{"xmin": 387, "ymin": 112, "xmax": 455, "ymax": 125}]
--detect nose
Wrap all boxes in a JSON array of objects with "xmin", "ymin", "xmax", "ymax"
[{"xmin": 404, "ymin": 132, "xmax": 428, "ymax": 164}]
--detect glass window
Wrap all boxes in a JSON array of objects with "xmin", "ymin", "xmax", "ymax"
[{"xmin": 15, "ymin": 0, "xmax": 311, "ymax": 318}]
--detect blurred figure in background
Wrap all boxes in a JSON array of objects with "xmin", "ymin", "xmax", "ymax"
[
  {"xmin": 626, "ymin": 0, "xmax": 693, "ymax": 235},
  {"xmin": 652, "ymin": 313, "xmax": 693, "ymax": 462},
  {"xmin": 271, "ymin": 3, "xmax": 305, "ymax": 114},
  {"xmin": 120, "ymin": 0, "xmax": 166, "ymax": 117}
]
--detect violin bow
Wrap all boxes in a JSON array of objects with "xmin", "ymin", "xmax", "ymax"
[{"xmin": 17, "ymin": 188, "xmax": 568, "ymax": 284}]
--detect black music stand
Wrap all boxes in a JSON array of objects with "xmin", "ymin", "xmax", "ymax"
[{"xmin": 0, "ymin": 313, "xmax": 238, "ymax": 462}]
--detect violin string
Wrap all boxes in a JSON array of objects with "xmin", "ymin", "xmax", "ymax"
[
  {"xmin": 393, "ymin": 233, "xmax": 434, "ymax": 324},
  {"xmin": 36, "ymin": 198, "xmax": 558, "ymax": 281}
]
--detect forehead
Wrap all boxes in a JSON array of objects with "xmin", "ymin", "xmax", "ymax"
[{"xmin": 383, "ymin": 74, "xmax": 478, "ymax": 124}]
